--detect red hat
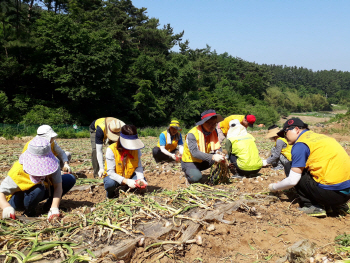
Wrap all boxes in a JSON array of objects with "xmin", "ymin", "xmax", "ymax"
[{"xmin": 246, "ymin": 115, "xmax": 256, "ymax": 127}]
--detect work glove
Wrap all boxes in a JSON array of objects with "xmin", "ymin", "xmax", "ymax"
[
  {"xmin": 48, "ymin": 207, "xmax": 60, "ymax": 221},
  {"xmin": 170, "ymin": 154, "xmax": 176, "ymax": 160},
  {"xmin": 98, "ymin": 169, "xmax": 104, "ymax": 178},
  {"xmin": 135, "ymin": 179, "xmax": 148, "ymax": 189},
  {"xmin": 2, "ymin": 206, "xmax": 16, "ymax": 220},
  {"xmin": 268, "ymin": 183, "xmax": 277, "ymax": 192},
  {"xmin": 262, "ymin": 159, "xmax": 268, "ymax": 167},
  {"xmin": 215, "ymin": 150, "xmax": 225, "ymax": 156},
  {"xmin": 126, "ymin": 179, "xmax": 136, "ymax": 189},
  {"xmin": 62, "ymin": 163, "xmax": 72, "ymax": 173},
  {"xmin": 212, "ymin": 154, "xmax": 225, "ymax": 163}
]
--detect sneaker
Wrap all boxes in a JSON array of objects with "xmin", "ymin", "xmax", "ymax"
[{"xmin": 298, "ymin": 205, "xmax": 327, "ymax": 218}]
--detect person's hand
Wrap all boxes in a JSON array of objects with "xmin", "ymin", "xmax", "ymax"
[
  {"xmin": 262, "ymin": 159, "xmax": 268, "ymax": 167},
  {"xmin": 98, "ymin": 169, "xmax": 104, "ymax": 178},
  {"xmin": 212, "ymin": 154, "xmax": 225, "ymax": 162},
  {"xmin": 268, "ymin": 183, "xmax": 277, "ymax": 192},
  {"xmin": 62, "ymin": 163, "xmax": 71, "ymax": 173},
  {"xmin": 2, "ymin": 206, "xmax": 16, "ymax": 219},
  {"xmin": 135, "ymin": 179, "xmax": 148, "ymax": 189},
  {"xmin": 48, "ymin": 207, "xmax": 60, "ymax": 221},
  {"xmin": 170, "ymin": 154, "xmax": 176, "ymax": 160},
  {"xmin": 126, "ymin": 179, "xmax": 136, "ymax": 189},
  {"xmin": 215, "ymin": 150, "xmax": 225, "ymax": 156}
]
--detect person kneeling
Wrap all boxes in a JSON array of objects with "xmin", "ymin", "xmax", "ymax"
[
  {"xmin": 0, "ymin": 136, "xmax": 76, "ymax": 220},
  {"xmin": 103, "ymin": 125, "xmax": 147, "ymax": 198},
  {"xmin": 225, "ymin": 120, "xmax": 262, "ymax": 178},
  {"xmin": 152, "ymin": 120, "xmax": 184, "ymax": 163}
]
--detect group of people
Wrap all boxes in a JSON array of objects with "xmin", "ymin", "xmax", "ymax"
[{"xmin": 1, "ymin": 110, "xmax": 350, "ymax": 220}]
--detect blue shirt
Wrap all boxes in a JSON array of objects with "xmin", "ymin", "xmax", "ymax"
[
  {"xmin": 159, "ymin": 133, "xmax": 183, "ymax": 146},
  {"xmin": 291, "ymin": 130, "xmax": 310, "ymax": 168}
]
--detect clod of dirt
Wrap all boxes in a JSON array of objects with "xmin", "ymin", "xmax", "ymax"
[
  {"xmin": 282, "ymin": 239, "xmax": 316, "ymax": 263},
  {"xmin": 207, "ymin": 224, "xmax": 215, "ymax": 232}
]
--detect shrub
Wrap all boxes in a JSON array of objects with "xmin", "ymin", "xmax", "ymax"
[{"xmin": 21, "ymin": 105, "xmax": 72, "ymax": 125}]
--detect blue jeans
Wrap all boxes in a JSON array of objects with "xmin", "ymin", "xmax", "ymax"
[
  {"xmin": 104, "ymin": 173, "xmax": 146, "ymax": 198},
  {"xmin": 9, "ymin": 173, "xmax": 76, "ymax": 217}
]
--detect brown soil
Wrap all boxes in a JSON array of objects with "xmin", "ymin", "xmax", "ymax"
[{"xmin": 0, "ymin": 131, "xmax": 350, "ymax": 262}]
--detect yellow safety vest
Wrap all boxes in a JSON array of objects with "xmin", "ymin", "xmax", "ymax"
[
  {"xmin": 157, "ymin": 130, "xmax": 178, "ymax": 152},
  {"xmin": 95, "ymin": 118, "xmax": 107, "ymax": 142},
  {"xmin": 296, "ymin": 131, "xmax": 350, "ymax": 188},
  {"xmin": 229, "ymin": 133, "xmax": 262, "ymax": 171},
  {"xmin": 276, "ymin": 138, "xmax": 292, "ymax": 161},
  {"xmin": 182, "ymin": 126, "xmax": 220, "ymax": 163},
  {"xmin": 23, "ymin": 140, "xmax": 58, "ymax": 156},
  {"xmin": 103, "ymin": 142, "xmax": 139, "ymax": 179},
  {"xmin": 219, "ymin": 115, "xmax": 245, "ymax": 135},
  {"xmin": 6, "ymin": 161, "xmax": 50, "ymax": 201}
]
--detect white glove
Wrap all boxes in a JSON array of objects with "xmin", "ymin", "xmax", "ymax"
[
  {"xmin": 215, "ymin": 150, "xmax": 225, "ymax": 156},
  {"xmin": 135, "ymin": 179, "xmax": 148, "ymax": 189},
  {"xmin": 170, "ymin": 154, "xmax": 176, "ymax": 160},
  {"xmin": 268, "ymin": 183, "xmax": 277, "ymax": 192},
  {"xmin": 63, "ymin": 163, "xmax": 71, "ymax": 173},
  {"xmin": 48, "ymin": 207, "xmax": 60, "ymax": 221},
  {"xmin": 2, "ymin": 206, "xmax": 16, "ymax": 219},
  {"xmin": 212, "ymin": 154, "xmax": 225, "ymax": 162},
  {"xmin": 262, "ymin": 160, "xmax": 268, "ymax": 167},
  {"xmin": 98, "ymin": 169, "xmax": 104, "ymax": 178},
  {"xmin": 126, "ymin": 179, "xmax": 136, "ymax": 189}
]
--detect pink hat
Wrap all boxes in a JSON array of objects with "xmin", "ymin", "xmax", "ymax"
[{"xmin": 19, "ymin": 136, "xmax": 59, "ymax": 176}]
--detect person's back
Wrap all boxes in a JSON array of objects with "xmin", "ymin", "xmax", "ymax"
[{"xmin": 228, "ymin": 133, "xmax": 262, "ymax": 171}]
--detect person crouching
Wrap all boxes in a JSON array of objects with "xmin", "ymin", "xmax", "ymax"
[
  {"xmin": 225, "ymin": 119, "xmax": 262, "ymax": 178},
  {"xmin": 103, "ymin": 125, "xmax": 147, "ymax": 198},
  {"xmin": 0, "ymin": 136, "xmax": 76, "ymax": 220},
  {"xmin": 181, "ymin": 109, "xmax": 225, "ymax": 184},
  {"xmin": 152, "ymin": 120, "xmax": 184, "ymax": 163}
]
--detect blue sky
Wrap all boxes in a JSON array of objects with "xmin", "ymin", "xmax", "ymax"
[{"xmin": 131, "ymin": 0, "xmax": 350, "ymax": 72}]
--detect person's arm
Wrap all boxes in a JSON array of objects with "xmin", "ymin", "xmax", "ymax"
[
  {"xmin": 51, "ymin": 182, "xmax": 63, "ymax": 208},
  {"xmin": 96, "ymin": 144, "xmax": 104, "ymax": 171},
  {"xmin": 266, "ymin": 140, "xmax": 286, "ymax": 164},
  {"xmin": 0, "ymin": 176, "xmax": 20, "ymax": 210},
  {"xmin": 269, "ymin": 167, "xmax": 303, "ymax": 191},
  {"xmin": 224, "ymin": 139, "xmax": 232, "ymax": 154},
  {"xmin": 106, "ymin": 148, "xmax": 125, "ymax": 184},
  {"xmin": 52, "ymin": 141, "xmax": 68, "ymax": 163},
  {"xmin": 135, "ymin": 150, "xmax": 144, "ymax": 179}
]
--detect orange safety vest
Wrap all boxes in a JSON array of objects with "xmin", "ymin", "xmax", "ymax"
[
  {"xmin": 103, "ymin": 142, "xmax": 139, "ymax": 179},
  {"xmin": 182, "ymin": 126, "xmax": 220, "ymax": 163},
  {"xmin": 157, "ymin": 130, "xmax": 179, "ymax": 152}
]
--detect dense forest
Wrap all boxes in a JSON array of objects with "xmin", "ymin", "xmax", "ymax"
[{"xmin": 1, "ymin": 0, "xmax": 349, "ymax": 127}]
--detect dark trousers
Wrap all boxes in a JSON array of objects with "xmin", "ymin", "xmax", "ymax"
[
  {"xmin": 89, "ymin": 127, "xmax": 99, "ymax": 177},
  {"xmin": 181, "ymin": 160, "xmax": 213, "ymax": 183},
  {"xmin": 229, "ymin": 154, "xmax": 261, "ymax": 176},
  {"xmin": 152, "ymin": 147, "xmax": 176, "ymax": 163},
  {"xmin": 285, "ymin": 162, "xmax": 350, "ymax": 208},
  {"xmin": 9, "ymin": 174, "xmax": 76, "ymax": 216}
]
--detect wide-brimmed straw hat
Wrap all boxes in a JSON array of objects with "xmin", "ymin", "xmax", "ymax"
[
  {"xmin": 119, "ymin": 132, "xmax": 145, "ymax": 150},
  {"xmin": 168, "ymin": 120, "xmax": 182, "ymax": 131},
  {"xmin": 19, "ymin": 136, "xmax": 59, "ymax": 176},
  {"xmin": 195, "ymin": 109, "xmax": 224, "ymax": 126},
  {"xmin": 37, "ymin": 125, "xmax": 58, "ymax": 142},
  {"xmin": 265, "ymin": 127, "xmax": 280, "ymax": 139},
  {"xmin": 105, "ymin": 117, "xmax": 126, "ymax": 141}
]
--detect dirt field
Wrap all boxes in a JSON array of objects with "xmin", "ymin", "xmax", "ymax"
[{"xmin": 1, "ymin": 121, "xmax": 350, "ymax": 262}]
